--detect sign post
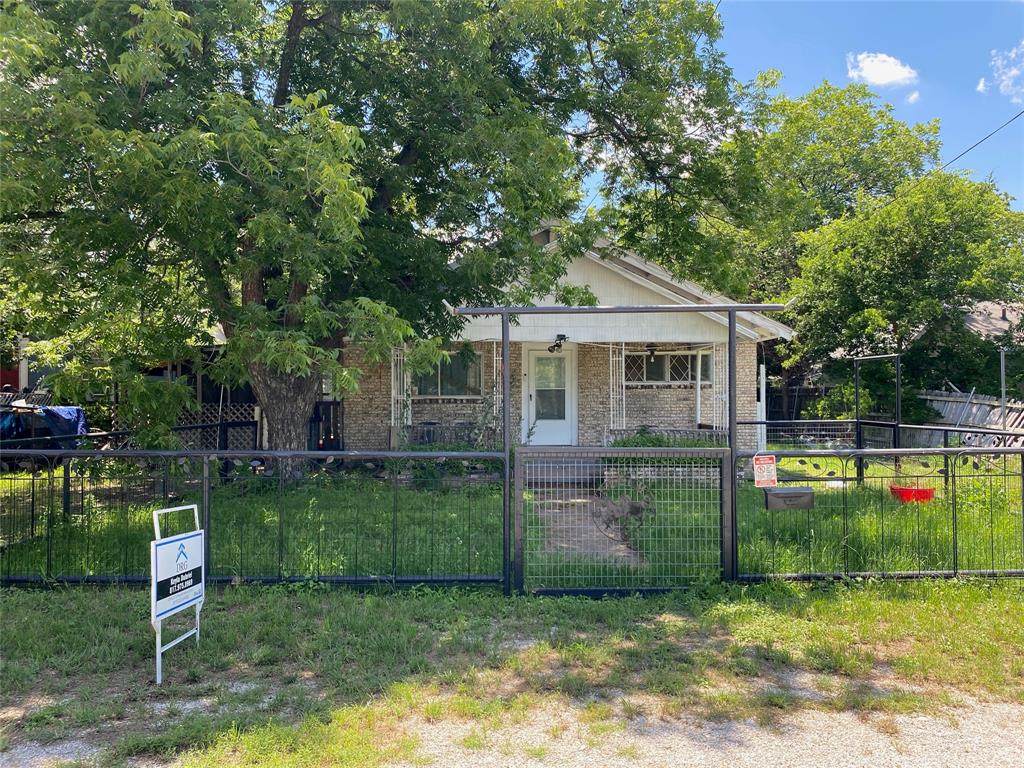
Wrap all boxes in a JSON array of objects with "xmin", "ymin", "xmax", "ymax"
[{"xmin": 151, "ymin": 504, "xmax": 204, "ymax": 685}]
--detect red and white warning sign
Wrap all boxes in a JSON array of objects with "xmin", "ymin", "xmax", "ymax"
[{"xmin": 753, "ymin": 455, "xmax": 778, "ymax": 488}]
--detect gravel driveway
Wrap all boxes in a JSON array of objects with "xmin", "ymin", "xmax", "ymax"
[{"xmin": 393, "ymin": 700, "xmax": 1024, "ymax": 768}]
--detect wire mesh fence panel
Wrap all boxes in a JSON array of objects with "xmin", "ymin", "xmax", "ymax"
[
  {"xmin": 759, "ymin": 421, "xmax": 857, "ymax": 450},
  {"xmin": 953, "ymin": 452, "xmax": 1024, "ymax": 573},
  {"xmin": 516, "ymin": 448, "xmax": 725, "ymax": 593},
  {"xmin": 854, "ymin": 454, "xmax": 952, "ymax": 574},
  {"xmin": 737, "ymin": 448, "xmax": 1024, "ymax": 579},
  {"xmin": 0, "ymin": 454, "xmax": 202, "ymax": 581},
  {"xmin": 0, "ymin": 459, "xmax": 57, "ymax": 579},
  {"xmin": 736, "ymin": 453, "xmax": 850, "ymax": 576},
  {"xmin": 2, "ymin": 450, "xmax": 504, "ymax": 585},
  {"xmin": 861, "ymin": 424, "xmax": 897, "ymax": 449},
  {"xmin": 207, "ymin": 453, "xmax": 504, "ymax": 583}
]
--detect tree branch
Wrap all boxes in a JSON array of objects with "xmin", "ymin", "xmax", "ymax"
[
  {"xmin": 1, "ymin": 210, "xmax": 65, "ymax": 224},
  {"xmin": 273, "ymin": 1, "xmax": 308, "ymax": 108},
  {"xmin": 368, "ymin": 140, "xmax": 420, "ymax": 214}
]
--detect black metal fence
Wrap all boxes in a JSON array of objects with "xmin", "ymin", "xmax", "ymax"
[
  {"xmin": 2, "ymin": 442, "xmax": 1022, "ymax": 592},
  {"xmin": 0, "ymin": 420, "xmax": 258, "ymax": 451},
  {"xmin": 0, "ymin": 449, "xmax": 504, "ymax": 586},
  {"xmin": 738, "ymin": 419, "xmax": 1024, "ymax": 451},
  {"xmin": 514, "ymin": 446, "xmax": 729, "ymax": 595},
  {"xmin": 735, "ymin": 447, "xmax": 1024, "ymax": 580}
]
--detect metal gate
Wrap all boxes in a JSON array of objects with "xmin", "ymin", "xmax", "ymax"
[{"xmin": 513, "ymin": 446, "xmax": 731, "ymax": 594}]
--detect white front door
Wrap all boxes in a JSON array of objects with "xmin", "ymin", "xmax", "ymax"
[{"xmin": 524, "ymin": 345, "xmax": 577, "ymax": 445}]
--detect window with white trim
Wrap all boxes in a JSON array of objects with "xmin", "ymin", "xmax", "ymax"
[
  {"xmin": 412, "ymin": 354, "xmax": 482, "ymax": 397},
  {"xmin": 624, "ymin": 351, "xmax": 712, "ymax": 384}
]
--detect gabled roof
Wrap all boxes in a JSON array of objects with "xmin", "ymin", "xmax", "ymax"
[
  {"xmin": 585, "ymin": 247, "xmax": 794, "ymax": 341},
  {"xmin": 459, "ymin": 230, "xmax": 794, "ymax": 343},
  {"xmin": 964, "ymin": 301, "xmax": 1022, "ymax": 340}
]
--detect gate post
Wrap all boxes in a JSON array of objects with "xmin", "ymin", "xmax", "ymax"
[
  {"xmin": 501, "ymin": 312, "xmax": 513, "ymax": 596},
  {"xmin": 513, "ymin": 449, "xmax": 525, "ymax": 594},
  {"xmin": 721, "ymin": 450, "xmax": 737, "ymax": 581},
  {"xmin": 202, "ymin": 457, "xmax": 211, "ymax": 584}
]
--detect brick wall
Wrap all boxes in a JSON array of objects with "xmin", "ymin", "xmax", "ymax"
[
  {"xmin": 341, "ymin": 339, "xmax": 760, "ymax": 450},
  {"xmin": 339, "ymin": 345, "xmax": 393, "ymax": 451},
  {"xmin": 735, "ymin": 340, "xmax": 759, "ymax": 449},
  {"xmin": 577, "ymin": 344, "xmax": 611, "ymax": 445}
]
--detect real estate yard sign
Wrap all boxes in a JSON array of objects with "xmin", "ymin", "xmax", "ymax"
[{"xmin": 151, "ymin": 504, "xmax": 204, "ymax": 685}]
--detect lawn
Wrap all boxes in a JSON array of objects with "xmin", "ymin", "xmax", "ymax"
[
  {"xmin": 1, "ymin": 580, "xmax": 1022, "ymax": 766},
  {"xmin": 0, "ymin": 460, "xmax": 504, "ymax": 583}
]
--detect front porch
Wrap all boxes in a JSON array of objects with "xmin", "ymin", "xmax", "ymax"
[{"xmin": 380, "ymin": 340, "xmax": 748, "ymax": 450}]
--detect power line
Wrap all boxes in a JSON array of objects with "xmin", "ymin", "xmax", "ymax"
[
  {"xmin": 873, "ymin": 106, "xmax": 1024, "ymax": 214},
  {"xmin": 572, "ymin": 188, "xmax": 602, "ymax": 221},
  {"xmin": 937, "ymin": 107, "xmax": 1024, "ymax": 174}
]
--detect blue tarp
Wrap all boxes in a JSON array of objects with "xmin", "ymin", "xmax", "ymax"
[
  {"xmin": 0, "ymin": 411, "xmax": 19, "ymax": 440},
  {"xmin": 39, "ymin": 406, "xmax": 88, "ymax": 448}
]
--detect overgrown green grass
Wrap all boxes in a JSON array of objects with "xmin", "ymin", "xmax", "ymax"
[
  {"xmin": 0, "ymin": 467, "xmax": 503, "ymax": 581},
  {"xmin": 740, "ymin": 453, "xmax": 1024, "ymax": 576},
  {"xmin": 1, "ymin": 580, "xmax": 1022, "ymax": 766}
]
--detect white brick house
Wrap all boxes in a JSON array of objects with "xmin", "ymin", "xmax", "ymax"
[{"xmin": 337, "ymin": 232, "xmax": 793, "ymax": 451}]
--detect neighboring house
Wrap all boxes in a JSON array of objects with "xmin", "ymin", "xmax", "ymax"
[
  {"xmin": 963, "ymin": 301, "xmax": 1022, "ymax": 342},
  {"xmin": 339, "ymin": 229, "xmax": 793, "ymax": 450}
]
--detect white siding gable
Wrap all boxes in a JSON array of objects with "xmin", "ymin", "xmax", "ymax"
[{"xmin": 459, "ymin": 254, "xmax": 757, "ymax": 343}]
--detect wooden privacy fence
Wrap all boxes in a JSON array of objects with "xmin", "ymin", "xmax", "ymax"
[{"xmin": 920, "ymin": 390, "xmax": 1024, "ymax": 443}]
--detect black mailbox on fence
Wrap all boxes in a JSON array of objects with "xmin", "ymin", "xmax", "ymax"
[{"xmin": 764, "ymin": 487, "xmax": 815, "ymax": 510}]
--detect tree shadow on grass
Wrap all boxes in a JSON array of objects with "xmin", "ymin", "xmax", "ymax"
[{"xmin": 0, "ymin": 578, "xmax": 1018, "ymax": 765}]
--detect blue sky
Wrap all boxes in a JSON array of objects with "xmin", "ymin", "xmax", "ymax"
[{"xmin": 718, "ymin": 0, "xmax": 1024, "ymax": 208}]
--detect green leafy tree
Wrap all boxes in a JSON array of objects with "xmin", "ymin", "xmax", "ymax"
[
  {"xmin": 793, "ymin": 172, "xmax": 1024, "ymax": 404},
  {"xmin": 737, "ymin": 78, "xmax": 940, "ymax": 300},
  {"xmin": 709, "ymin": 79, "xmax": 941, "ymax": 415},
  {"xmin": 1, "ymin": 0, "xmax": 751, "ymax": 448}
]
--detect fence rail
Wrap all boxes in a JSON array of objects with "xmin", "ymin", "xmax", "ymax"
[{"xmin": 737, "ymin": 419, "xmax": 1024, "ymax": 450}]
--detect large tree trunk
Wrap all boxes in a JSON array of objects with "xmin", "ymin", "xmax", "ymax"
[{"xmin": 248, "ymin": 363, "xmax": 322, "ymax": 453}]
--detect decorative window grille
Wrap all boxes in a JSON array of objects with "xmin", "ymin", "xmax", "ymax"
[
  {"xmin": 390, "ymin": 347, "xmax": 411, "ymax": 428},
  {"xmin": 711, "ymin": 342, "xmax": 728, "ymax": 429},
  {"xmin": 623, "ymin": 350, "xmax": 712, "ymax": 385},
  {"xmin": 669, "ymin": 354, "xmax": 691, "ymax": 382},
  {"xmin": 609, "ymin": 343, "xmax": 626, "ymax": 430},
  {"xmin": 492, "ymin": 341, "xmax": 501, "ymax": 416},
  {"xmin": 624, "ymin": 354, "xmax": 645, "ymax": 382}
]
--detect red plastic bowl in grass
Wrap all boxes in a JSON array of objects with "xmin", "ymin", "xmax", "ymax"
[{"xmin": 889, "ymin": 485, "xmax": 935, "ymax": 503}]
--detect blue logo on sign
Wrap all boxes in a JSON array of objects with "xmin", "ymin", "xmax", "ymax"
[{"xmin": 177, "ymin": 543, "xmax": 188, "ymax": 564}]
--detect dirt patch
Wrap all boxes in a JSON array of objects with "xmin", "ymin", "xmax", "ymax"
[
  {"xmin": 391, "ymin": 699, "xmax": 1024, "ymax": 768},
  {"xmin": 0, "ymin": 737, "xmax": 101, "ymax": 768},
  {"xmin": 533, "ymin": 495, "xmax": 643, "ymax": 564}
]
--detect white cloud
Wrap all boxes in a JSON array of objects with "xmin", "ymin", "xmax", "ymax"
[
  {"xmin": 976, "ymin": 77, "xmax": 988, "ymax": 93},
  {"xmin": 846, "ymin": 52, "xmax": 919, "ymax": 87},
  {"xmin": 906, "ymin": 90, "xmax": 920, "ymax": 104},
  {"xmin": 991, "ymin": 39, "xmax": 1024, "ymax": 103}
]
